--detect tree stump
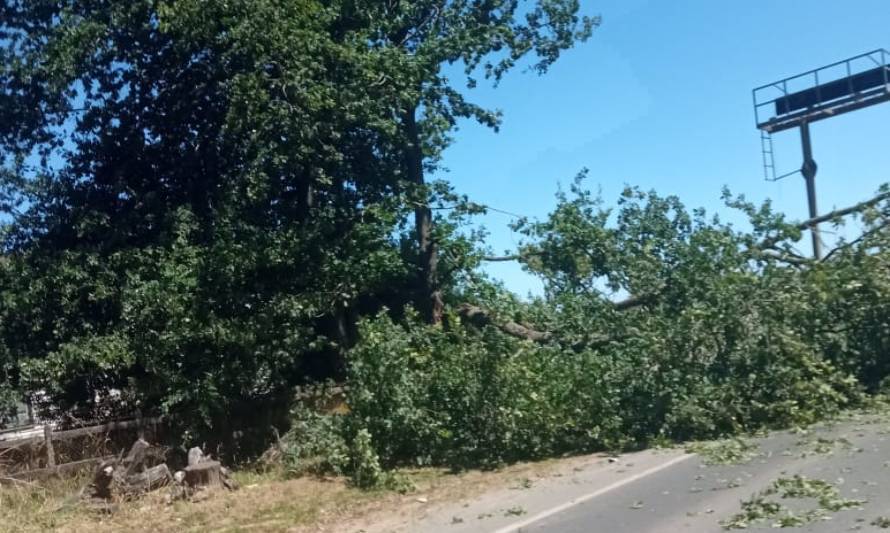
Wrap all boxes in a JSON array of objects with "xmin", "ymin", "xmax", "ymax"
[{"xmin": 184, "ymin": 460, "xmax": 222, "ymax": 489}]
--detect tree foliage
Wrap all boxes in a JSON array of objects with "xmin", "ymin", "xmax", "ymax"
[
  {"xmin": 2, "ymin": 0, "xmax": 889, "ymax": 481},
  {"xmin": 342, "ymin": 181, "xmax": 889, "ymax": 469},
  {"xmin": 0, "ymin": 0, "xmax": 595, "ymax": 443}
]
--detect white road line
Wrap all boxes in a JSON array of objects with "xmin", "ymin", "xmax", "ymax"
[{"xmin": 491, "ymin": 453, "xmax": 696, "ymax": 533}]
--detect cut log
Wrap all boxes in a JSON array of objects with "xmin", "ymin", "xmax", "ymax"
[
  {"xmin": 220, "ymin": 466, "xmax": 238, "ymax": 491},
  {"xmin": 122, "ymin": 438, "xmax": 149, "ymax": 476},
  {"xmin": 81, "ymin": 438, "xmax": 172, "ymax": 503},
  {"xmin": 122, "ymin": 463, "xmax": 172, "ymax": 496},
  {"xmin": 79, "ymin": 439, "xmax": 235, "ymax": 506},
  {"xmin": 184, "ymin": 460, "xmax": 222, "ymax": 489}
]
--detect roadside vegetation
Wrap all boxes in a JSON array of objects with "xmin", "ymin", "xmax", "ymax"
[
  {"xmin": 0, "ymin": 453, "xmax": 578, "ymax": 532},
  {"xmin": 1, "ymin": 0, "xmax": 889, "ymax": 503}
]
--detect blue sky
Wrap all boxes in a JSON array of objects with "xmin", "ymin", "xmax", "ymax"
[{"xmin": 439, "ymin": 0, "xmax": 890, "ymax": 295}]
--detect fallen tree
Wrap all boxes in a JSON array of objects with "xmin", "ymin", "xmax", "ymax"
[
  {"xmin": 486, "ymin": 191, "xmax": 890, "ymax": 265},
  {"xmin": 457, "ymin": 303, "xmax": 641, "ymax": 349}
]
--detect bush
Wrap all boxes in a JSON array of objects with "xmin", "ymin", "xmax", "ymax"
[
  {"xmin": 280, "ymin": 409, "xmax": 349, "ymax": 477},
  {"xmin": 349, "ymin": 429, "xmax": 383, "ymax": 488},
  {"xmin": 345, "ymin": 309, "xmax": 625, "ymax": 469}
]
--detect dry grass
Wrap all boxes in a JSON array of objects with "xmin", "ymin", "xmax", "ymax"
[
  {"xmin": 1, "ymin": 469, "xmax": 369, "ymax": 533},
  {"xmin": 0, "ymin": 455, "xmax": 583, "ymax": 533},
  {"xmin": 0, "ymin": 470, "xmax": 94, "ymax": 531}
]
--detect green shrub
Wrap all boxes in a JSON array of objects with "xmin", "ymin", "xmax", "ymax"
[
  {"xmin": 349, "ymin": 429, "xmax": 383, "ymax": 489},
  {"xmin": 280, "ymin": 409, "xmax": 349, "ymax": 477},
  {"xmin": 345, "ymin": 310, "xmax": 624, "ymax": 469}
]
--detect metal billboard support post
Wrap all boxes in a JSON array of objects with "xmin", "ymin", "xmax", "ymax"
[
  {"xmin": 753, "ymin": 49, "xmax": 890, "ymax": 261},
  {"xmin": 799, "ymin": 122, "xmax": 821, "ymax": 259}
]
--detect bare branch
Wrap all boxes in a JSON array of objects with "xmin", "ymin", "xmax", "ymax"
[
  {"xmin": 457, "ymin": 304, "xmax": 551, "ymax": 342},
  {"xmin": 457, "ymin": 303, "xmax": 642, "ymax": 349},
  {"xmin": 614, "ymin": 292, "xmax": 658, "ymax": 311},
  {"xmin": 757, "ymin": 190, "xmax": 890, "ymax": 253},
  {"xmin": 821, "ymin": 217, "xmax": 890, "ymax": 262},
  {"xmin": 794, "ymin": 190, "xmax": 890, "ymax": 231},
  {"xmin": 481, "ymin": 254, "xmax": 523, "ymax": 262},
  {"xmin": 457, "ymin": 289, "xmax": 651, "ymax": 346},
  {"xmin": 757, "ymin": 249, "xmax": 813, "ymax": 266}
]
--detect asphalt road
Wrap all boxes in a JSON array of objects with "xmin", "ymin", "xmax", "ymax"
[
  {"xmin": 379, "ymin": 409, "xmax": 890, "ymax": 533},
  {"xmin": 520, "ymin": 416, "xmax": 890, "ymax": 533}
]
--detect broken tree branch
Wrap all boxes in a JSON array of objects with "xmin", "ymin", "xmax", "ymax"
[
  {"xmin": 821, "ymin": 217, "xmax": 890, "ymax": 262},
  {"xmin": 756, "ymin": 248, "xmax": 813, "ymax": 266},
  {"xmin": 759, "ymin": 190, "xmax": 890, "ymax": 251},
  {"xmin": 457, "ymin": 304, "xmax": 552, "ymax": 342},
  {"xmin": 613, "ymin": 292, "xmax": 659, "ymax": 311},
  {"xmin": 457, "ymin": 301, "xmax": 646, "ymax": 348},
  {"xmin": 795, "ymin": 190, "xmax": 890, "ymax": 231},
  {"xmin": 481, "ymin": 254, "xmax": 525, "ymax": 262}
]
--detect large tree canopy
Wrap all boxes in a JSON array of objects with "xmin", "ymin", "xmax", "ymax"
[{"xmin": 0, "ymin": 0, "xmax": 596, "ymax": 446}]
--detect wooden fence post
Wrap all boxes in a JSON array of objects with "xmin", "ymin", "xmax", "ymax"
[{"xmin": 43, "ymin": 424, "xmax": 55, "ymax": 468}]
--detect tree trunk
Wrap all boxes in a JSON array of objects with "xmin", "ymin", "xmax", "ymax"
[
  {"xmin": 404, "ymin": 106, "xmax": 444, "ymax": 325},
  {"xmin": 296, "ymin": 168, "xmax": 314, "ymax": 223}
]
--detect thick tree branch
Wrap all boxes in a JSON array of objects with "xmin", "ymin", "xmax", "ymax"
[
  {"xmin": 481, "ymin": 247, "xmax": 540, "ymax": 263},
  {"xmin": 457, "ymin": 290, "xmax": 650, "ymax": 346},
  {"xmin": 793, "ymin": 191, "xmax": 890, "ymax": 231},
  {"xmin": 755, "ymin": 190, "xmax": 890, "ymax": 256},
  {"xmin": 756, "ymin": 248, "xmax": 813, "ymax": 266},
  {"xmin": 457, "ymin": 303, "xmax": 552, "ymax": 342},
  {"xmin": 481, "ymin": 254, "xmax": 523, "ymax": 262},
  {"xmin": 404, "ymin": 105, "xmax": 444, "ymax": 325},
  {"xmin": 613, "ymin": 292, "xmax": 658, "ymax": 311}
]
